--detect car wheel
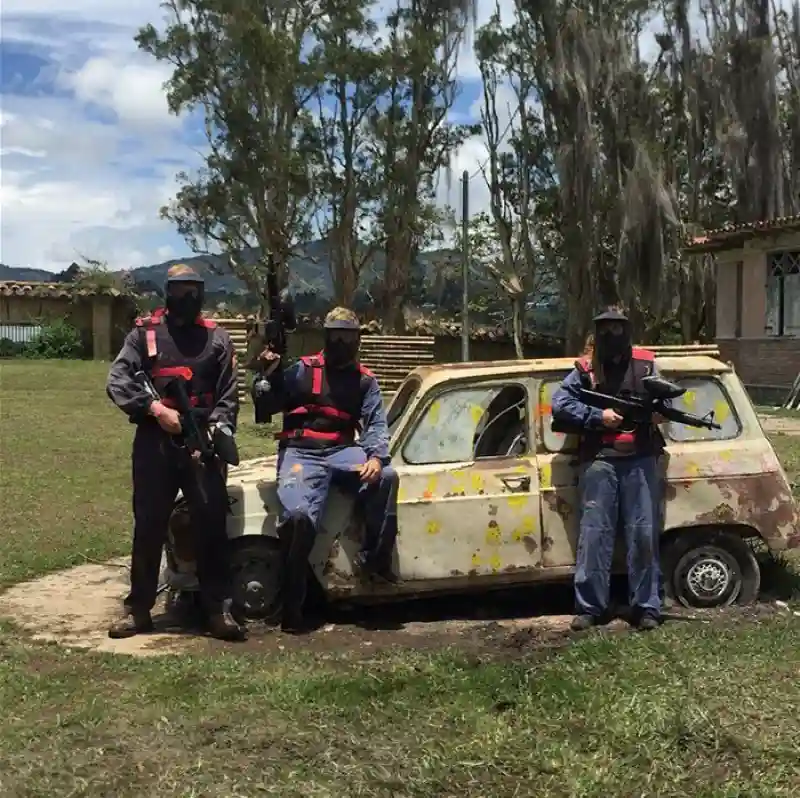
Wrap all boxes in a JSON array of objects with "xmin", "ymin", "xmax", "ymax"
[
  {"xmin": 229, "ymin": 537, "xmax": 283, "ymax": 623},
  {"xmin": 664, "ymin": 530, "xmax": 761, "ymax": 609}
]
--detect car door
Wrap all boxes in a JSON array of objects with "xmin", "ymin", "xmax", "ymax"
[
  {"xmin": 391, "ymin": 378, "xmax": 543, "ymax": 583},
  {"xmin": 535, "ymin": 373, "xmax": 582, "ymax": 567}
]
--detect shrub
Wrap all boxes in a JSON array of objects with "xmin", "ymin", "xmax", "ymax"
[{"xmin": 22, "ymin": 319, "xmax": 85, "ymax": 359}]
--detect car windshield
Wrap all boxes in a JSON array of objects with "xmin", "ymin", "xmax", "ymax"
[{"xmin": 387, "ymin": 377, "xmax": 421, "ymax": 436}]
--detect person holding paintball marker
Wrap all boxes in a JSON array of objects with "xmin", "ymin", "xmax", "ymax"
[
  {"xmin": 551, "ymin": 307, "xmax": 668, "ymax": 632},
  {"xmin": 105, "ymin": 263, "xmax": 246, "ymax": 642},
  {"xmin": 255, "ymin": 306, "xmax": 401, "ymax": 634}
]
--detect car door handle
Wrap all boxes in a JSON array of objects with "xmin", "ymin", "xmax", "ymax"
[{"xmin": 500, "ymin": 474, "xmax": 531, "ymax": 492}]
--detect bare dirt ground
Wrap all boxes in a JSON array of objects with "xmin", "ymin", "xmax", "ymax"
[
  {"xmin": 759, "ymin": 415, "xmax": 800, "ymax": 435},
  {"xmin": 0, "ymin": 556, "xmax": 790, "ymax": 660}
]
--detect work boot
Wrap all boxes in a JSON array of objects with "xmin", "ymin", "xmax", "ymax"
[
  {"xmin": 354, "ymin": 550, "xmax": 403, "ymax": 586},
  {"xmin": 108, "ymin": 610, "xmax": 153, "ymax": 639},
  {"xmin": 207, "ymin": 610, "xmax": 248, "ymax": 641},
  {"xmin": 280, "ymin": 516, "xmax": 316, "ymax": 635},
  {"xmin": 636, "ymin": 611, "xmax": 660, "ymax": 632},
  {"xmin": 570, "ymin": 614, "xmax": 600, "ymax": 632}
]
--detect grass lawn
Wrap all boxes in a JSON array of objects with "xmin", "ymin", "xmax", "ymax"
[{"xmin": 1, "ymin": 360, "xmax": 799, "ymax": 797}]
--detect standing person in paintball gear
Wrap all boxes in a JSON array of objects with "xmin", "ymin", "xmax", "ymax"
[
  {"xmin": 255, "ymin": 307, "xmax": 400, "ymax": 634},
  {"xmin": 105, "ymin": 263, "xmax": 246, "ymax": 641},
  {"xmin": 551, "ymin": 307, "xmax": 669, "ymax": 632}
]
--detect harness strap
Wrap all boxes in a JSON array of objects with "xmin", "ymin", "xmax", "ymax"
[
  {"xmin": 286, "ymin": 404, "xmax": 353, "ymax": 421},
  {"xmin": 275, "ymin": 429, "xmax": 355, "ymax": 443}
]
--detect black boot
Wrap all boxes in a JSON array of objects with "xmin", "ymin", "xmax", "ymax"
[
  {"xmin": 280, "ymin": 517, "xmax": 317, "ymax": 634},
  {"xmin": 357, "ymin": 515, "xmax": 402, "ymax": 585}
]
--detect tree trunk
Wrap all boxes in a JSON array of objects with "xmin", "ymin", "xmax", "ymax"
[{"xmin": 511, "ymin": 295, "xmax": 525, "ymax": 359}]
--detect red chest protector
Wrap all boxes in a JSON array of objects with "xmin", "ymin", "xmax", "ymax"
[
  {"xmin": 576, "ymin": 347, "xmax": 656, "ymax": 450},
  {"xmin": 135, "ymin": 307, "xmax": 219, "ymax": 411},
  {"xmin": 277, "ymin": 352, "xmax": 375, "ymax": 446}
]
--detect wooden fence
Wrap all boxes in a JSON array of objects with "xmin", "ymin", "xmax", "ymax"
[{"xmin": 216, "ymin": 319, "xmax": 435, "ymax": 402}]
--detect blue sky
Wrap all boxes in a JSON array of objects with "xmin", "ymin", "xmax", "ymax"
[{"xmin": 0, "ymin": 1, "xmax": 691, "ymax": 273}]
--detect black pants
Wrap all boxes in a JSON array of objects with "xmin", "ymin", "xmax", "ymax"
[{"xmin": 126, "ymin": 423, "xmax": 230, "ymax": 615}]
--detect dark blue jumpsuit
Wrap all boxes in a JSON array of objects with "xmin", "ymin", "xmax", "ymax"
[
  {"xmin": 264, "ymin": 357, "xmax": 398, "ymax": 568},
  {"xmin": 551, "ymin": 357, "xmax": 668, "ymax": 619}
]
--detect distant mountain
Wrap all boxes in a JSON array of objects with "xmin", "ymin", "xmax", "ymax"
[
  {"xmin": 0, "ymin": 264, "xmax": 54, "ymax": 282},
  {"xmin": 0, "ymin": 241, "xmax": 476, "ymax": 303}
]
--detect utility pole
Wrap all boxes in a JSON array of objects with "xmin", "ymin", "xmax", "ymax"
[{"xmin": 461, "ymin": 169, "xmax": 470, "ymax": 362}]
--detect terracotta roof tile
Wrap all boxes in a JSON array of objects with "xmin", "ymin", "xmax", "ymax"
[
  {"xmin": 685, "ymin": 215, "xmax": 800, "ymax": 251},
  {"xmin": 0, "ymin": 281, "xmax": 124, "ymax": 298}
]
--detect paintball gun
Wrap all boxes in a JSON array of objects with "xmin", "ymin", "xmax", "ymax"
[
  {"xmin": 249, "ymin": 264, "xmax": 297, "ymax": 425},
  {"xmin": 133, "ymin": 371, "xmax": 240, "ymax": 467},
  {"xmin": 551, "ymin": 374, "xmax": 722, "ymax": 435}
]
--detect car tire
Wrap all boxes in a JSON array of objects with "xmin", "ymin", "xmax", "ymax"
[
  {"xmin": 229, "ymin": 536, "xmax": 283, "ymax": 623},
  {"xmin": 663, "ymin": 529, "xmax": 761, "ymax": 609}
]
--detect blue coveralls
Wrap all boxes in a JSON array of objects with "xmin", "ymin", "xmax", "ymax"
[
  {"xmin": 267, "ymin": 359, "xmax": 398, "ymax": 566},
  {"xmin": 551, "ymin": 366, "xmax": 668, "ymax": 619}
]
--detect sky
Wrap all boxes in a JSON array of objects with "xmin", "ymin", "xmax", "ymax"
[{"xmin": 0, "ymin": 0, "xmax": 719, "ymax": 273}]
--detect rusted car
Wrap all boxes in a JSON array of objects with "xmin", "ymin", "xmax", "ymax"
[{"xmin": 165, "ymin": 352, "xmax": 799, "ymax": 620}]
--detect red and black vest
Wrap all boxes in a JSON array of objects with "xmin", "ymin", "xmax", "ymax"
[
  {"xmin": 575, "ymin": 347, "xmax": 661, "ymax": 459},
  {"xmin": 277, "ymin": 353, "xmax": 375, "ymax": 448},
  {"xmin": 135, "ymin": 307, "xmax": 220, "ymax": 419}
]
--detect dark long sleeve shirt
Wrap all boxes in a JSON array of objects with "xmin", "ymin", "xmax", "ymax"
[{"xmin": 106, "ymin": 323, "xmax": 239, "ymax": 431}]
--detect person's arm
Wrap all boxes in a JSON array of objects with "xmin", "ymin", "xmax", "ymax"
[
  {"xmin": 551, "ymin": 368, "xmax": 606, "ymax": 430},
  {"xmin": 106, "ymin": 329, "xmax": 157, "ymax": 422},
  {"xmin": 208, "ymin": 328, "xmax": 239, "ymax": 431},
  {"xmin": 359, "ymin": 378, "xmax": 391, "ymax": 466},
  {"xmin": 254, "ymin": 361, "xmax": 301, "ymax": 418},
  {"xmin": 650, "ymin": 360, "xmax": 672, "ymax": 423}
]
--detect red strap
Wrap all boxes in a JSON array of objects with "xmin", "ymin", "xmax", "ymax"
[
  {"xmin": 631, "ymin": 347, "xmax": 654, "ymax": 361},
  {"xmin": 196, "ymin": 316, "xmax": 217, "ymax": 328},
  {"xmin": 161, "ymin": 393, "xmax": 213, "ymax": 409},
  {"xmin": 276, "ymin": 429, "xmax": 351, "ymax": 442},
  {"xmin": 287, "ymin": 404, "xmax": 352, "ymax": 421},
  {"xmin": 145, "ymin": 329, "xmax": 158, "ymax": 358},
  {"xmin": 358, "ymin": 363, "xmax": 374, "ymax": 378},
  {"xmin": 152, "ymin": 365, "xmax": 194, "ymax": 381},
  {"xmin": 601, "ymin": 432, "xmax": 636, "ymax": 444},
  {"xmin": 576, "ymin": 357, "xmax": 591, "ymax": 373}
]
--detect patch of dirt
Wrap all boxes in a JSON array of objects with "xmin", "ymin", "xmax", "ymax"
[
  {"xmin": 759, "ymin": 415, "xmax": 800, "ymax": 436},
  {"xmin": 0, "ymin": 559, "xmax": 793, "ymax": 660}
]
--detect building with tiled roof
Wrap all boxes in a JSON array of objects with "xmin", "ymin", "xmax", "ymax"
[{"xmin": 683, "ymin": 218, "xmax": 800, "ymax": 400}]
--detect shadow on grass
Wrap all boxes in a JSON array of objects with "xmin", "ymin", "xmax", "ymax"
[{"xmin": 755, "ymin": 547, "xmax": 800, "ymax": 602}]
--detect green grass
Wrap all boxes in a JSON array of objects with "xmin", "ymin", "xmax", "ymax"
[{"xmin": 1, "ymin": 360, "xmax": 800, "ymax": 797}]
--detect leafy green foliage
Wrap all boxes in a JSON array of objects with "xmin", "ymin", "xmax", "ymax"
[{"xmin": 22, "ymin": 320, "xmax": 85, "ymax": 360}]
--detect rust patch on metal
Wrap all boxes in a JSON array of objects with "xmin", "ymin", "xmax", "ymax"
[
  {"xmin": 542, "ymin": 492, "xmax": 572, "ymax": 521},
  {"xmin": 488, "ymin": 504, "xmax": 498, "ymax": 517},
  {"xmin": 695, "ymin": 502, "xmax": 738, "ymax": 526},
  {"xmin": 523, "ymin": 535, "xmax": 538, "ymax": 554},
  {"xmin": 323, "ymin": 539, "xmax": 342, "ymax": 576},
  {"xmin": 542, "ymin": 536, "xmax": 554, "ymax": 552}
]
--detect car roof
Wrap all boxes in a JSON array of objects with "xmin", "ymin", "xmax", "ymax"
[{"xmin": 406, "ymin": 355, "xmax": 732, "ymax": 391}]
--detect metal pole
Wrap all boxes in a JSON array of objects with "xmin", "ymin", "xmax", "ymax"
[{"xmin": 461, "ymin": 169, "xmax": 470, "ymax": 362}]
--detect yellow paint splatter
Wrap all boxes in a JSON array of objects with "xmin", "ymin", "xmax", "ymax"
[
  {"xmin": 683, "ymin": 391, "xmax": 697, "ymax": 410},
  {"xmin": 428, "ymin": 401, "xmax": 441, "ymax": 425},
  {"xmin": 488, "ymin": 553, "xmax": 502, "ymax": 572},
  {"xmin": 422, "ymin": 476, "xmax": 438, "ymax": 499},
  {"xmin": 684, "ymin": 462, "xmax": 701, "ymax": 478},
  {"xmin": 485, "ymin": 526, "xmax": 501, "ymax": 546},
  {"xmin": 713, "ymin": 400, "xmax": 730, "ymax": 425},
  {"xmin": 540, "ymin": 463, "xmax": 552, "ymax": 489},
  {"xmin": 426, "ymin": 520, "xmax": 441, "ymax": 536},
  {"xmin": 397, "ymin": 487, "xmax": 407, "ymax": 502},
  {"xmin": 471, "ymin": 473, "xmax": 485, "ymax": 493},
  {"xmin": 471, "ymin": 552, "xmax": 481, "ymax": 567},
  {"xmin": 508, "ymin": 494, "xmax": 528, "ymax": 509},
  {"xmin": 719, "ymin": 449, "xmax": 732, "ymax": 462},
  {"xmin": 513, "ymin": 464, "xmax": 528, "ymax": 473},
  {"xmin": 470, "ymin": 404, "xmax": 485, "ymax": 426},
  {"xmin": 512, "ymin": 516, "xmax": 536, "ymax": 542}
]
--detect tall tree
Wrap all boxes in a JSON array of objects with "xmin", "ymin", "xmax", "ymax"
[
  {"xmin": 368, "ymin": 1, "xmax": 478, "ymax": 331},
  {"xmin": 312, "ymin": 0, "xmax": 387, "ymax": 306},
  {"xmin": 136, "ymin": 0, "xmax": 323, "ymax": 318}
]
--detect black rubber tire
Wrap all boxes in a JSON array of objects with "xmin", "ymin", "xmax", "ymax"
[
  {"xmin": 662, "ymin": 528, "xmax": 761, "ymax": 609},
  {"xmin": 229, "ymin": 536, "xmax": 284, "ymax": 623}
]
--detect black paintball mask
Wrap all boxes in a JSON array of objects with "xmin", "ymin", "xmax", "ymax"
[
  {"xmin": 164, "ymin": 264, "xmax": 205, "ymax": 325},
  {"xmin": 323, "ymin": 312, "xmax": 361, "ymax": 369},
  {"xmin": 593, "ymin": 308, "xmax": 632, "ymax": 364}
]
